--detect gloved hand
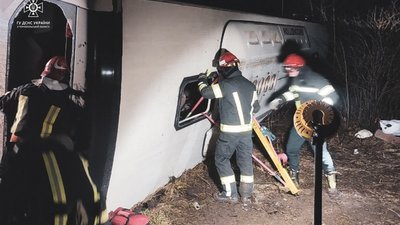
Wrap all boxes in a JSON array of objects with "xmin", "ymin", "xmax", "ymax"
[
  {"xmin": 267, "ymin": 99, "xmax": 282, "ymax": 110},
  {"xmin": 198, "ymin": 69, "xmax": 216, "ymax": 84},
  {"xmin": 198, "ymin": 73, "xmax": 208, "ymax": 84},
  {"xmin": 208, "ymin": 71, "xmax": 218, "ymax": 80}
]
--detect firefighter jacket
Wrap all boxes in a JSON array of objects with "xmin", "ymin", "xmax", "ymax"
[
  {"xmin": 0, "ymin": 81, "xmax": 83, "ymax": 143},
  {"xmin": 272, "ymin": 66, "xmax": 339, "ymax": 108},
  {"xmin": 198, "ymin": 70, "xmax": 260, "ymax": 133}
]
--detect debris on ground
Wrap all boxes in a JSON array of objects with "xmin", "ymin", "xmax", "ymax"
[{"xmin": 134, "ymin": 110, "xmax": 400, "ymax": 225}]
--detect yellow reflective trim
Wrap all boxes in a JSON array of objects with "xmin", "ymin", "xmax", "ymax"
[
  {"xmin": 232, "ymin": 92, "xmax": 245, "ymax": 125},
  {"xmin": 11, "ymin": 95, "xmax": 28, "ymax": 133},
  {"xmin": 42, "ymin": 151, "xmax": 66, "ymax": 204},
  {"xmin": 240, "ymin": 175, "xmax": 254, "ymax": 183},
  {"xmin": 211, "ymin": 84, "xmax": 223, "ymax": 98},
  {"xmin": 198, "ymin": 82, "xmax": 207, "ymax": 91},
  {"xmin": 318, "ymin": 85, "xmax": 335, "ymax": 96},
  {"xmin": 221, "ymin": 175, "xmax": 236, "ymax": 196},
  {"xmin": 220, "ymin": 123, "xmax": 252, "ymax": 133},
  {"xmin": 41, "ymin": 105, "xmax": 61, "ymax": 138},
  {"xmin": 42, "ymin": 152, "xmax": 59, "ymax": 203},
  {"xmin": 220, "ymin": 175, "xmax": 236, "ymax": 185},
  {"xmin": 295, "ymin": 101, "xmax": 301, "ymax": 108},
  {"xmin": 282, "ymin": 92, "xmax": 295, "ymax": 101},
  {"xmin": 79, "ymin": 155, "xmax": 100, "ymax": 202},
  {"xmin": 322, "ymin": 97, "xmax": 334, "ymax": 105},
  {"xmin": 290, "ymin": 85, "xmax": 319, "ymax": 93},
  {"xmin": 49, "ymin": 151, "xmax": 66, "ymax": 203},
  {"xmin": 100, "ymin": 209, "xmax": 109, "ymax": 224},
  {"xmin": 54, "ymin": 214, "xmax": 68, "ymax": 225}
]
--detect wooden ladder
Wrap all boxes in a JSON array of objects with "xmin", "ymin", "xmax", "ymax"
[{"xmin": 252, "ymin": 118, "xmax": 299, "ymax": 195}]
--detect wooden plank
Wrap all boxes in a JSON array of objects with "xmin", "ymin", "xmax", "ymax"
[{"xmin": 253, "ymin": 118, "xmax": 299, "ymax": 195}]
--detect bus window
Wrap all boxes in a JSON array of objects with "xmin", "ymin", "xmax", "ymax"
[
  {"xmin": 174, "ymin": 75, "xmax": 215, "ymax": 130},
  {"xmin": 247, "ymin": 31, "xmax": 260, "ymax": 45}
]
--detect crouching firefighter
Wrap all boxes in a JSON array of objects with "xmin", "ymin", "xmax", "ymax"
[{"xmin": 198, "ymin": 48, "xmax": 260, "ymax": 205}]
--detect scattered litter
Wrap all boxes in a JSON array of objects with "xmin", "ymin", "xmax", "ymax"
[
  {"xmin": 353, "ymin": 149, "xmax": 359, "ymax": 155},
  {"xmin": 379, "ymin": 120, "xmax": 400, "ymax": 136},
  {"xmin": 193, "ymin": 201, "xmax": 201, "ymax": 210},
  {"xmin": 355, "ymin": 129, "xmax": 373, "ymax": 139}
]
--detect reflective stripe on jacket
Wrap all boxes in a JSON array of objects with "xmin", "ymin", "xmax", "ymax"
[
  {"xmin": 276, "ymin": 66, "xmax": 339, "ymax": 108},
  {"xmin": 9, "ymin": 83, "xmax": 83, "ymax": 142},
  {"xmin": 199, "ymin": 70, "xmax": 260, "ymax": 133}
]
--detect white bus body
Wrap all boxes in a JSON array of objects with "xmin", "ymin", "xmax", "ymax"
[{"xmin": 0, "ymin": 0, "xmax": 327, "ymax": 210}]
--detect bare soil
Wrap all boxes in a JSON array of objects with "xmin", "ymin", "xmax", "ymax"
[{"xmin": 134, "ymin": 111, "xmax": 400, "ymax": 225}]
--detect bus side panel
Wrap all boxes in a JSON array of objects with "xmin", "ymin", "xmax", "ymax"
[{"xmin": 107, "ymin": 0, "xmax": 327, "ymax": 209}]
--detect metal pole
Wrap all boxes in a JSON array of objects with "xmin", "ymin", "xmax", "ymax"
[{"xmin": 312, "ymin": 110, "xmax": 324, "ymax": 225}]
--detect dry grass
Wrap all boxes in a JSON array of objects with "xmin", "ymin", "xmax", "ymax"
[{"xmin": 134, "ymin": 104, "xmax": 400, "ymax": 224}]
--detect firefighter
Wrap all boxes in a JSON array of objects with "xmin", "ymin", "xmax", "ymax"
[
  {"xmin": 9, "ymin": 56, "xmax": 84, "ymax": 144},
  {"xmin": 0, "ymin": 56, "xmax": 107, "ymax": 224},
  {"xmin": 0, "ymin": 55, "xmax": 88, "ymax": 186},
  {"xmin": 198, "ymin": 49, "xmax": 260, "ymax": 205},
  {"xmin": 0, "ymin": 135, "xmax": 108, "ymax": 225},
  {"xmin": 0, "ymin": 56, "xmax": 84, "ymax": 157},
  {"xmin": 267, "ymin": 53, "xmax": 340, "ymax": 197}
]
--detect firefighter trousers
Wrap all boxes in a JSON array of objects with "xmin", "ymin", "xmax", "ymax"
[
  {"xmin": 286, "ymin": 126, "xmax": 335, "ymax": 173},
  {"xmin": 214, "ymin": 131, "xmax": 253, "ymax": 197}
]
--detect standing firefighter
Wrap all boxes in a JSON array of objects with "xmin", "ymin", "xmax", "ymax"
[
  {"xmin": 0, "ymin": 56, "xmax": 107, "ymax": 224},
  {"xmin": 268, "ymin": 54, "xmax": 340, "ymax": 197},
  {"xmin": 6, "ymin": 56, "xmax": 82, "ymax": 146},
  {"xmin": 0, "ymin": 56, "xmax": 86, "ymax": 156},
  {"xmin": 0, "ymin": 56, "xmax": 84, "ymax": 176},
  {"xmin": 198, "ymin": 49, "xmax": 260, "ymax": 205}
]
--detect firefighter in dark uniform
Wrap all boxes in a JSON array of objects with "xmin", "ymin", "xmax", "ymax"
[
  {"xmin": 0, "ymin": 56, "xmax": 108, "ymax": 224},
  {"xmin": 0, "ymin": 137, "xmax": 108, "ymax": 225},
  {"xmin": 268, "ymin": 54, "xmax": 340, "ymax": 197},
  {"xmin": 0, "ymin": 56, "xmax": 85, "ymax": 178},
  {"xmin": 4, "ymin": 56, "xmax": 83, "ymax": 147},
  {"xmin": 198, "ymin": 49, "xmax": 260, "ymax": 204}
]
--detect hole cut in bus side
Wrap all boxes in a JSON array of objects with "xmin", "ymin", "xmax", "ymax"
[{"xmin": 174, "ymin": 75, "xmax": 215, "ymax": 130}]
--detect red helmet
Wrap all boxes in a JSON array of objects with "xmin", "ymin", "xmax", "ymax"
[
  {"xmin": 41, "ymin": 56, "xmax": 69, "ymax": 82},
  {"xmin": 283, "ymin": 54, "xmax": 305, "ymax": 68},
  {"xmin": 217, "ymin": 49, "xmax": 240, "ymax": 67}
]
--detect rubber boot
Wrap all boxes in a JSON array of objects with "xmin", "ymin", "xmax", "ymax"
[
  {"xmin": 326, "ymin": 171, "xmax": 339, "ymax": 198},
  {"xmin": 289, "ymin": 169, "xmax": 300, "ymax": 188},
  {"xmin": 239, "ymin": 182, "xmax": 253, "ymax": 206},
  {"xmin": 214, "ymin": 182, "xmax": 238, "ymax": 203}
]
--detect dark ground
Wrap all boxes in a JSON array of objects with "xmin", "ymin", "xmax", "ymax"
[{"xmin": 133, "ymin": 109, "xmax": 400, "ymax": 225}]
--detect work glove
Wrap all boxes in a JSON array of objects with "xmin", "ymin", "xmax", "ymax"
[
  {"xmin": 198, "ymin": 72, "xmax": 208, "ymax": 84},
  {"xmin": 267, "ymin": 99, "xmax": 282, "ymax": 110},
  {"xmin": 198, "ymin": 69, "xmax": 216, "ymax": 84}
]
